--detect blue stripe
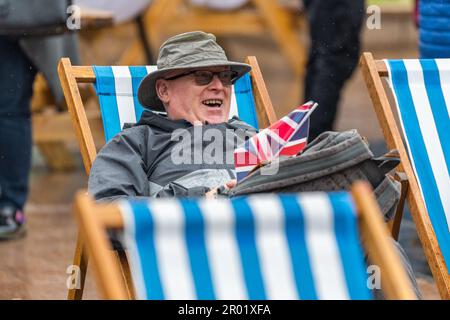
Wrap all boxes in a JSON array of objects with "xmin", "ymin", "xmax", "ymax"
[
  {"xmin": 290, "ymin": 118, "xmax": 309, "ymax": 140},
  {"xmin": 129, "ymin": 66, "xmax": 148, "ymax": 121},
  {"xmin": 129, "ymin": 200, "xmax": 164, "ymax": 299},
  {"xmin": 230, "ymin": 197, "xmax": 266, "ymax": 299},
  {"xmin": 420, "ymin": 59, "xmax": 450, "ymax": 173},
  {"xmin": 93, "ymin": 66, "xmax": 121, "ymax": 141},
  {"xmin": 289, "ymin": 111, "xmax": 306, "ymax": 123},
  {"xmin": 234, "ymin": 74, "xmax": 259, "ymax": 129},
  {"xmin": 328, "ymin": 193, "xmax": 372, "ymax": 300},
  {"xmin": 388, "ymin": 59, "xmax": 450, "ymax": 272},
  {"xmin": 180, "ymin": 199, "xmax": 215, "ymax": 299},
  {"xmin": 278, "ymin": 194, "xmax": 317, "ymax": 299}
]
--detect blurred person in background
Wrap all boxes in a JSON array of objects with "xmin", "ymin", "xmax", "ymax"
[
  {"xmin": 302, "ymin": 0, "xmax": 365, "ymax": 140},
  {"xmin": 0, "ymin": 1, "xmax": 79, "ymax": 240}
]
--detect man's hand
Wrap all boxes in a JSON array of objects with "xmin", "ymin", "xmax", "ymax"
[{"xmin": 205, "ymin": 179, "xmax": 237, "ymax": 198}]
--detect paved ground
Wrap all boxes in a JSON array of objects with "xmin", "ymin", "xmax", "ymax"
[{"xmin": 0, "ymin": 10, "xmax": 441, "ymax": 299}]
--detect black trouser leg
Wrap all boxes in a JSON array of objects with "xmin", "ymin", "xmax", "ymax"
[
  {"xmin": 0, "ymin": 37, "xmax": 36, "ymax": 210},
  {"xmin": 303, "ymin": 0, "xmax": 365, "ymax": 140}
]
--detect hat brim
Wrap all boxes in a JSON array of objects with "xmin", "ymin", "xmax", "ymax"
[{"xmin": 137, "ymin": 61, "xmax": 252, "ymax": 112}]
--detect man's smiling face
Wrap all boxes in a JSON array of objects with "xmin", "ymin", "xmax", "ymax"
[{"xmin": 155, "ymin": 66, "xmax": 232, "ymax": 124}]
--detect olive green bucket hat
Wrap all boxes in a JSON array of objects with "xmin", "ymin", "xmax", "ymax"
[{"xmin": 137, "ymin": 31, "xmax": 251, "ymax": 112}]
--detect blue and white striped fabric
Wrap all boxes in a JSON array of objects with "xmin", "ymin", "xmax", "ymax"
[
  {"xmin": 119, "ymin": 192, "xmax": 372, "ymax": 300},
  {"xmin": 385, "ymin": 59, "xmax": 450, "ymax": 271},
  {"xmin": 93, "ymin": 66, "xmax": 260, "ymax": 142}
]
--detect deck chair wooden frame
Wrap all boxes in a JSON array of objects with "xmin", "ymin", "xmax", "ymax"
[
  {"xmin": 72, "ymin": 181, "xmax": 416, "ymax": 300},
  {"xmin": 141, "ymin": 0, "xmax": 305, "ymax": 77},
  {"xmin": 360, "ymin": 52, "xmax": 450, "ymax": 299},
  {"xmin": 58, "ymin": 56, "xmax": 277, "ymax": 300}
]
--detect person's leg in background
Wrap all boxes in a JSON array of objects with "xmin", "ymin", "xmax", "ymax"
[
  {"xmin": 302, "ymin": 0, "xmax": 365, "ymax": 140},
  {"xmin": 0, "ymin": 36, "xmax": 37, "ymax": 239}
]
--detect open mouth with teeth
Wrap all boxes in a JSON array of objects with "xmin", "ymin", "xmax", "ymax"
[{"xmin": 202, "ymin": 99, "xmax": 223, "ymax": 108}]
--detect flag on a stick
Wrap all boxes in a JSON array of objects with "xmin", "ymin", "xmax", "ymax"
[{"xmin": 234, "ymin": 101, "xmax": 318, "ymax": 181}]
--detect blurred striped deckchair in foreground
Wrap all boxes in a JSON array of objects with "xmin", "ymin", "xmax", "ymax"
[
  {"xmin": 73, "ymin": 182, "xmax": 416, "ymax": 300},
  {"xmin": 361, "ymin": 53, "xmax": 450, "ymax": 299}
]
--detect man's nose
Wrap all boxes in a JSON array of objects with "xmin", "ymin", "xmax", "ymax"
[{"xmin": 208, "ymin": 75, "xmax": 225, "ymax": 90}]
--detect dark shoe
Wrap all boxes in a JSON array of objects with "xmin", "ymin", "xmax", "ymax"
[{"xmin": 0, "ymin": 204, "xmax": 26, "ymax": 240}]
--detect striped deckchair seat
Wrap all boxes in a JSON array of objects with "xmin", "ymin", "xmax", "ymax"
[
  {"xmin": 385, "ymin": 59, "xmax": 450, "ymax": 271},
  {"xmin": 119, "ymin": 192, "xmax": 372, "ymax": 300},
  {"xmin": 92, "ymin": 66, "xmax": 260, "ymax": 142}
]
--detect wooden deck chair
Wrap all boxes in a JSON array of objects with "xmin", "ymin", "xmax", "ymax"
[
  {"xmin": 72, "ymin": 181, "xmax": 416, "ymax": 300},
  {"xmin": 360, "ymin": 52, "xmax": 450, "ymax": 299},
  {"xmin": 57, "ymin": 56, "xmax": 277, "ymax": 299},
  {"xmin": 142, "ymin": 0, "xmax": 306, "ymax": 77}
]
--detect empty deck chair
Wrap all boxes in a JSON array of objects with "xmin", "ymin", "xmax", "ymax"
[
  {"xmin": 57, "ymin": 56, "xmax": 277, "ymax": 299},
  {"xmin": 360, "ymin": 52, "xmax": 450, "ymax": 299},
  {"xmin": 73, "ymin": 181, "xmax": 416, "ymax": 300}
]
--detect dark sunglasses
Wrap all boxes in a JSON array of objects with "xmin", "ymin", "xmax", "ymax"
[{"xmin": 164, "ymin": 70, "xmax": 239, "ymax": 86}]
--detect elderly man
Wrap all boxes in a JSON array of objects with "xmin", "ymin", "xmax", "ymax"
[{"xmin": 89, "ymin": 31, "xmax": 256, "ymax": 201}]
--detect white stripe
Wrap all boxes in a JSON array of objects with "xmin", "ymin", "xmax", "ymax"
[
  {"xmin": 282, "ymin": 116, "xmax": 299, "ymax": 129},
  {"xmin": 148, "ymin": 200, "xmax": 196, "ymax": 299},
  {"xmin": 296, "ymin": 103, "xmax": 317, "ymax": 131},
  {"xmin": 247, "ymin": 195, "xmax": 298, "ymax": 299},
  {"xmin": 145, "ymin": 65, "xmax": 158, "ymax": 74},
  {"xmin": 235, "ymin": 165, "xmax": 257, "ymax": 173},
  {"xmin": 199, "ymin": 198, "xmax": 247, "ymax": 299},
  {"xmin": 119, "ymin": 201, "xmax": 147, "ymax": 300},
  {"xmin": 435, "ymin": 59, "xmax": 450, "ymax": 119},
  {"xmin": 111, "ymin": 66, "xmax": 137, "ymax": 129},
  {"xmin": 248, "ymin": 138, "xmax": 259, "ymax": 159},
  {"xmin": 283, "ymin": 137, "xmax": 307, "ymax": 148},
  {"xmin": 229, "ymin": 85, "xmax": 239, "ymax": 119},
  {"xmin": 266, "ymin": 128, "xmax": 287, "ymax": 144},
  {"xmin": 234, "ymin": 147, "xmax": 247, "ymax": 153},
  {"xmin": 404, "ymin": 60, "xmax": 450, "ymax": 231},
  {"xmin": 299, "ymin": 193, "xmax": 349, "ymax": 300},
  {"xmin": 257, "ymin": 130, "xmax": 273, "ymax": 159}
]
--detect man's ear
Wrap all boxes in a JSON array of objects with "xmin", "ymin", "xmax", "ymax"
[{"xmin": 155, "ymin": 79, "xmax": 170, "ymax": 103}]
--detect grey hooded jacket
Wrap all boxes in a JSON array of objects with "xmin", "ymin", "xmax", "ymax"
[{"xmin": 88, "ymin": 111, "xmax": 257, "ymax": 202}]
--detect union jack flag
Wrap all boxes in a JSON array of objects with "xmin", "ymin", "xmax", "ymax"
[{"xmin": 234, "ymin": 101, "xmax": 318, "ymax": 182}]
